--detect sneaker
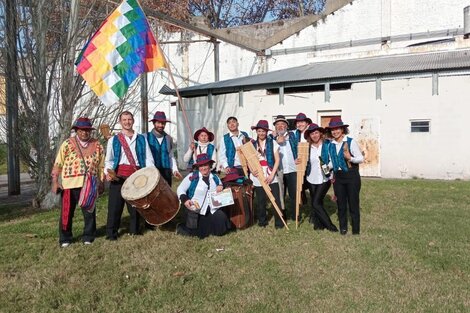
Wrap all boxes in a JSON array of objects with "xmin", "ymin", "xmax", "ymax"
[
  {"xmin": 83, "ymin": 241, "xmax": 92, "ymax": 245},
  {"xmin": 60, "ymin": 242, "xmax": 70, "ymax": 248}
]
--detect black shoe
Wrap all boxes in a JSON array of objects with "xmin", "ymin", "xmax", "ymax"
[
  {"xmin": 352, "ymin": 231, "xmax": 360, "ymax": 235},
  {"xmin": 106, "ymin": 236, "xmax": 117, "ymax": 241},
  {"xmin": 313, "ymin": 224, "xmax": 325, "ymax": 231},
  {"xmin": 258, "ymin": 222, "xmax": 268, "ymax": 228},
  {"xmin": 176, "ymin": 223, "xmax": 192, "ymax": 236},
  {"xmin": 340, "ymin": 229, "xmax": 347, "ymax": 235},
  {"xmin": 275, "ymin": 225, "xmax": 284, "ymax": 229},
  {"xmin": 329, "ymin": 226, "xmax": 339, "ymax": 232}
]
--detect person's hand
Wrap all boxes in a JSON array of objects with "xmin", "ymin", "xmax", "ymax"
[
  {"xmin": 224, "ymin": 167, "xmax": 231, "ymax": 174},
  {"xmin": 265, "ymin": 173, "xmax": 274, "ymax": 185},
  {"xmin": 294, "ymin": 158, "xmax": 301, "ymax": 165},
  {"xmin": 184, "ymin": 200, "xmax": 193, "ymax": 209},
  {"xmin": 216, "ymin": 185, "xmax": 223, "ymax": 193},
  {"xmin": 189, "ymin": 142, "xmax": 195, "ymax": 151},
  {"xmin": 174, "ymin": 171, "xmax": 183, "ymax": 179},
  {"xmin": 106, "ymin": 174, "xmax": 113, "ymax": 181},
  {"xmin": 251, "ymin": 168, "xmax": 259, "ymax": 177},
  {"xmin": 51, "ymin": 181, "xmax": 62, "ymax": 194}
]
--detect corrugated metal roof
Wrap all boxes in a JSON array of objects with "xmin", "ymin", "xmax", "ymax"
[{"xmin": 160, "ymin": 49, "xmax": 470, "ymax": 97}]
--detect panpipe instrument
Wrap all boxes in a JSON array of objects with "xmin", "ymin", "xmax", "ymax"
[
  {"xmin": 295, "ymin": 142, "xmax": 309, "ymax": 229},
  {"xmin": 237, "ymin": 147, "xmax": 249, "ymax": 177},
  {"xmin": 239, "ymin": 141, "xmax": 288, "ymax": 230},
  {"xmin": 342, "ymin": 141, "xmax": 352, "ymax": 168}
]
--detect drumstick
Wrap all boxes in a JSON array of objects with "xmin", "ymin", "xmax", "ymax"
[
  {"xmin": 295, "ymin": 143, "xmax": 309, "ymax": 229},
  {"xmin": 240, "ymin": 142, "xmax": 289, "ymax": 230}
]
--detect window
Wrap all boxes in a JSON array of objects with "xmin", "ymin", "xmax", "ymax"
[{"xmin": 410, "ymin": 120, "xmax": 430, "ymax": 133}]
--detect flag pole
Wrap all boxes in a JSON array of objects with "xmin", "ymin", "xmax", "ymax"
[{"xmin": 159, "ymin": 46, "xmax": 193, "ymax": 140}]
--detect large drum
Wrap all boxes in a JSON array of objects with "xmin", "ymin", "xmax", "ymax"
[
  {"xmin": 223, "ymin": 182, "xmax": 254, "ymax": 229},
  {"xmin": 121, "ymin": 167, "xmax": 179, "ymax": 226}
]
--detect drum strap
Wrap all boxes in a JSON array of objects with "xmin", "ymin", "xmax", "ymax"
[{"xmin": 117, "ymin": 133, "xmax": 138, "ymax": 170}]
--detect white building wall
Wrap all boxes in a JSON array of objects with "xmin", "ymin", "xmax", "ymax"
[{"xmin": 177, "ymin": 75, "xmax": 470, "ymax": 180}]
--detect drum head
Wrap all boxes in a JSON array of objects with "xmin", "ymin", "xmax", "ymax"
[{"xmin": 121, "ymin": 167, "xmax": 160, "ymax": 201}]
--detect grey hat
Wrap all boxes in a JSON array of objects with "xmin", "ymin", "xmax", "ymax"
[{"xmin": 273, "ymin": 115, "xmax": 289, "ymax": 126}]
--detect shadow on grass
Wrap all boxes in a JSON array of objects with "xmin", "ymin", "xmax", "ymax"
[{"xmin": 0, "ymin": 203, "xmax": 50, "ymax": 223}]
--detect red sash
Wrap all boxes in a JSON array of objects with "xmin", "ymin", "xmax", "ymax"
[{"xmin": 117, "ymin": 133, "xmax": 139, "ymax": 177}]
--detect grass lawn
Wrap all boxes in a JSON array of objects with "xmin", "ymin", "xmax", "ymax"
[{"xmin": 0, "ymin": 179, "xmax": 469, "ymax": 312}]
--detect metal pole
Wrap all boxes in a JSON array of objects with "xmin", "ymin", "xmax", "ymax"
[
  {"xmin": 213, "ymin": 38, "xmax": 220, "ymax": 82},
  {"xmin": 141, "ymin": 73, "xmax": 148, "ymax": 133},
  {"xmin": 6, "ymin": 0, "xmax": 21, "ymax": 195}
]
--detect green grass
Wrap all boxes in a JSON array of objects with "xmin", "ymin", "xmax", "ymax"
[{"xmin": 0, "ymin": 179, "xmax": 469, "ymax": 312}]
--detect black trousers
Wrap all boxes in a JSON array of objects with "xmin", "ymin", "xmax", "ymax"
[
  {"xmin": 180, "ymin": 208, "xmax": 231, "ymax": 239},
  {"xmin": 283, "ymin": 172, "xmax": 297, "ymax": 220},
  {"xmin": 332, "ymin": 168, "xmax": 361, "ymax": 234},
  {"xmin": 59, "ymin": 188, "xmax": 96, "ymax": 244},
  {"xmin": 107, "ymin": 179, "xmax": 140, "ymax": 238},
  {"xmin": 255, "ymin": 183, "xmax": 283, "ymax": 228},
  {"xmin": 308, "ymin": 181, "xmax": 338, "ymax": 231}
]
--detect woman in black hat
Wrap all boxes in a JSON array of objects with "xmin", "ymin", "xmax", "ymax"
[
  {"xmin": 304, "ymin": 123, "xmax": 338, "ymax": 232},
  {"xmin": 326, "ymin": 117, "xmax": 364, "ymax": 235},
  {"xmin": 176, "ymin": 154, "xmax": 231, "ymax": 238}
]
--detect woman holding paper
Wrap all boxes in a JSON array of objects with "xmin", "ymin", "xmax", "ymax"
[{"xmin": 176, "ymin": 154, "xmax": 231, "ymax": 238}]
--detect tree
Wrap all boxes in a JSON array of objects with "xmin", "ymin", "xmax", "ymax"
[{"xmin": 188, "ymin": 0, "xmax": 326, "ymax": 28}]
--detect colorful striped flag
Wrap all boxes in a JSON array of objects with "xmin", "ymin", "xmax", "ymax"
[{"xmin": 75, "ymin": 0, "xmax": 165, "ymax": 105}]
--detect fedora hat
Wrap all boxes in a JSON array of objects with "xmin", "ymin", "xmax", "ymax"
[
  {"xmin": 304, "ymin": 123, "xmax": 325, "ymax": 139},
  {"xmin": 71, "ymin": 117, "xmax": 95, "ymax": 131},
  {"xmin": 222, "ymin": 168, "xmax": 244, "ymax": 183},
  {"xmin": 273, "ymin": 115, "xmax": 289, "ymax": 126},
  {"xmin": 251, "ymin": 120, "xmax": 271, "ymax": 131},
  {"xmin": 295, "ymin": 113, "xmax": 312, "ymax": 124},
  {"xmin": 150, "ymin": 111, "xmax": 171, "ymax": 123},
  {"xmin": 193, "ymin": 127, "xmax": 215, "ymax": 142},
  {"xmin": 192, "ymin": 153, "xmax": 215, "ymax": 169},
  {"xmin": 326, "ymin": 117, "xmax": 349, "ymax": 129}
]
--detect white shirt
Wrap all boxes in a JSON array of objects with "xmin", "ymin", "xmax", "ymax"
[
  {"xmin": 218, "ymin": 131, "xmax": 249, "ymax": 169},
  {"xmin": 249, "ymin": 140, "xmax": 280, "ymax": 187},
  {"xmin": 276, "ymin": 133, "xmax": 297, "ymax": 174},
  {"xmin": 331, "ymin": 136, "xmax": 364, "ymax": 170},
  {"xmin": 183, "ymin": 142, "xmax": 217, "ymax": 169},
  {"xmin": 104, "ymin": 133, "xmax": 155, "ymax": 173},
  {"xmin": 306, "ymin": 143, "xmax": 329, "ymax": 184},
  {"xmin": 177, "ymin": 173, "xmax": 221, "ymax": 215}
]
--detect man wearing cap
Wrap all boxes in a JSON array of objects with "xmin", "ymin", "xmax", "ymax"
[
  {"xmin": 294, "ymin": 113, "xmax": 312, "ymax": 143},
  {"xmin": 250, "ymin": 120, "xmax": 284, "ymax": 228},
  {"xmin": 104, "ymin": 111, "xmax": 155, "ymax": 240},
  {"xmin": 218, "ymin": 116, "xmax": 250, "ymax": 175},
  {"xmin": 183, "ymin": 127, "xmax": 217, "ymax": 170},
  {"xmin": 52, "ymin": 117, "xmax": 105, "ymax": 247},
  {"xmin": 147, "ymin": 111, "xmax": 182, "ymax": 185},
  {"xmin": 176, "ymin": 154, "xmax": 230, "ymax": 238},
  {"xmin": 271, "ymin": 115, "xmax": 299, "ymax": 221},
  {"xmin": 326, "ymin": 117, "xmax": 364, "ymax": 235}
]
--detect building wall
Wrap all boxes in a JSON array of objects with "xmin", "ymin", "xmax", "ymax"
[{"xmin": 177, "ymin": 75, "xmax": 470, "ymax": 180}]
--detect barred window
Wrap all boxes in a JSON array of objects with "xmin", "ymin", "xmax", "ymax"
[{"xmin": 410, "ymin": 120, "xmax": 430, "ymax": 133}]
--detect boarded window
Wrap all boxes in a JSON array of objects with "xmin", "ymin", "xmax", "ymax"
[{"xmin": 410, "ymin": 120, "xmax": 430, "ymax": 133}]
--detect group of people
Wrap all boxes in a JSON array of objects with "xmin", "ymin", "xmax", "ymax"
[{"xmin": 51, "ymin": 110, "xmax": 363, "ymax": 247}]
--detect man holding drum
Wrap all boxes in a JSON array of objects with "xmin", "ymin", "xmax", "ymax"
[{"xmin": 104, "ymin": 111, "xmax": 155, "ymax": 240}]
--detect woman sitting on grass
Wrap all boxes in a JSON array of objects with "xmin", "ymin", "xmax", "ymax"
[{"xmin": 176, "ymin": 154, "xmax": 231, "ymax": 238}]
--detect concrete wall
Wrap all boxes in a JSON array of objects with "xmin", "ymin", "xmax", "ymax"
[{"xmin": 177, "ymin": 74, "xmax": 470, "ymax": 180}]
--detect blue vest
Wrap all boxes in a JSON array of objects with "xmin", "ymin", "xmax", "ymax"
[
  {"xmin": 112, "ymin": 134, "xmax": 146, "ymax": 170},
  {"xmin": 187, "ymin": 171, "xmax": 221, "ymax": 198},
  {"xmin": 271, "ymin": 132, "xmax": 298, "ymax": 160},
  {"xmin": 252, "ymin": 137, "xmax": 275, "ymax": 169},
  {"xmin": 306, "ymin": 140, "xmax": 331, "ymax": 176},
  {"xmin": 329, "ymin": 137, "xmax": 354, "ymax": 172},
  {"xmin": 224, "ymin": 131, "xmax": 249, "ymax": 168},
  {"xmin": 187, "ymin": 143, "xmax": 215, "ymax": 167},
  {"xmin": 147, "ymin": 131, "xmax": 171, "ymax": 169},
  {"xmin": 295, "ymin": 130, "xmax": 301, "ymax": 143}
]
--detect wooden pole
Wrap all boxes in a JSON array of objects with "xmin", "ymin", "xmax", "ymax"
[{"xmin": 295, "ymin": 143, "xmax": 309, "ymax": 229}]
